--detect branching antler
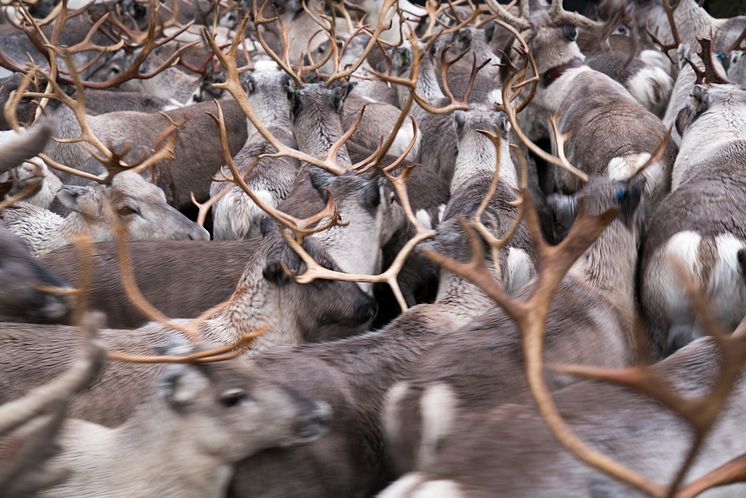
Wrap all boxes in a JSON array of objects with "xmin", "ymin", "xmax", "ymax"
[
  {"xmin": 646, "ymin": 0, "xmax": 682, "ymax": 63},
  {"xmin": 684, "ymin": 38, "xmax": 730, "ymax": 85}
]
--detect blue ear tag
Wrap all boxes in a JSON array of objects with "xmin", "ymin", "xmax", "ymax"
[
  {"xmin": 616, "ymin": 188, "xmax": 626, "ymax": 201},
  {"xmin": 717, "ymin": 51, "xmax": 727, "ymax": 62}
]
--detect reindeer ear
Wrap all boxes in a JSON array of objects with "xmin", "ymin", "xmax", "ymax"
[
  {"xmin": 259, "ymin": 215, "xmax": 278, "ymax": 237},
  {"xmin": 496, "ymin": 112, "xmax": 511, "ymax": 136},
  {"xmin": 157, "ymin": 363, "xmax": 208, "ymax": 409},
  {"xmin": 309, "ymin": 168, "xmax": 332, "ymax": 203},
  {"xmin": 263, "ymin": 247, "xmax": 291, "ymax": 285},
  {"xmin": 484, "ymin": 23, "xmax": 496, "ymax": 42},
  {"xmin": 359, "ymin": 180, "xmax": 381, "ymax": 209},
  {"xmin": 619, "ymin": 176, "xmax": 646, "ymax": 227},
  {"xmin": 547, "ymin": 193, "xmax": 578, "ymax": 236},
  {"xmin": 56, "ymin": 186, "xmax": 99, "ymax": 216},
  {"xmin": 454, "ymin": 111, "xmax": 467, "ymax": 136},
  {"xmin": 331, "ymin": 82, "xmax": 354, "ymax": 112}
]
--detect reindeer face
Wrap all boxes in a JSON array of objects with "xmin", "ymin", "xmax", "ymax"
[
  {"xmin": 530, "ymin": 23, "xmax": 585, "ymax": 77},
  {"xmin": 157, "ymin": 350, "xmax": 331, "ymax": 462},
  {"xmin": 257, "ymin": 233, "xmax": 378, "ymax": 342}
]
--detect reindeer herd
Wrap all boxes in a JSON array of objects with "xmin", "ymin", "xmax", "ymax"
[{"xmin": 1, "ymin": 0, "xmax": 746, "ymax": 496}]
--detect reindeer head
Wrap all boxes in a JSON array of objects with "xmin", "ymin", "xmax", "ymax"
[
  {"xmin": 238, "ymin": 59, "xmax": 294, "ymax": 132},
  {"xmin": 308, "ymin": 170, "xmax": 405, "ymax": 281},
  {"xmin": 56, "ymin": 172, "xmax": 209, "ymax": 242},
  {"xmin": 155, "ymin": 342, "xmax": 331, "ymax": 462},
  {"xmin": 487, "ymin": 0, "xmax": 605, "ymax": 79},
  {"xmin": 229, "ymin": 231, "xmax": 377, "ymax": 344},
  {"xmin": 0, "ymin": 228, "xmax": 72, "ymax": 323}
]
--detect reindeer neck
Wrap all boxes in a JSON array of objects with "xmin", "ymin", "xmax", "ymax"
[
  {"xmin": 435, "ymin": 267, "xmax": 502, "ymax": 322},
  {"xmin": 199, "ymin": 284, "xmax": 302, "ymax": 353},
  {"xmin": 451, "ymin": 131, "xmax": 516, "ymax": 193},
  {"xmin": 247, "ymin": 102, "xmax": 292, "ymax": 137},
  {"xmin": 568, "ymin": 219, "xmax": 638, "ymax": 325},
  {"xmin": 293, "ymin": 116, "xmax": 351, "ymax": 168}
]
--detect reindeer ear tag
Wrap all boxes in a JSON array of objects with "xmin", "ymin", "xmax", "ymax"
[{"xmin": 616, "ymin": 188, "xmax": 627, "ymax": 202}]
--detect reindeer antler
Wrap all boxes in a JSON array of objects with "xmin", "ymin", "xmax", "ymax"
[{"xmin": 684, "ymin": 38, "xmax": 730, "ymax": 85}]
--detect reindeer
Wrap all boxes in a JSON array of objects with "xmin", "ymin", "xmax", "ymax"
[
  {"xmin": 640, "ymin": 57, "xmax": 746, "ymax": 355},
  {"xmin": 611, "ymin": 0, "xmax": 746, "ymax": 54},
  {"xmin": 383, "ymin": 175, "xmax": 647, "ymax": 476},
  {"xmin": 210, "ymin": 59, "xmax": 300, "ymax": 240},
  {"xmin": 1, "ymin": 171, "xmax": 208, "ymax": 257},
  {"xmin": 41, "ymin": 337, "xmax": 331, "ymax": 498},
  {"xmin": 378, "ymin": 337, "xmax": 746, "ymax": 498},
  {"xmin": 0, "ymin": 231, "xmax": 375, "ymax": 424},
  {"xmin": 576, "ymin": 12, "xmax": 674, "ymax": 117},
  {"xmin": 40, "ymin": 171, "xmax": 392, "ymax": 329},
  {"xmin": 487, "ymin": 0, "xmax": 677, "ymax": 212},
  {"xmin": 389, "ymin": 43, "xmax": 459, "ymax": 185},
  {"xmin": 43, "ymin": 98, "xmax": 248, "ymax": 209},
  {"xmin": 225, "ymin": 123, "xmax": 533, "ymax": 498}
]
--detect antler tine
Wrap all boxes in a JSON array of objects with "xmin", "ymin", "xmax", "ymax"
[
  {"xmin": 203, "ymin": 20, "xmax": 347, "ymax": 176},
  {"xmin": 484, "ymin": 0, "xmax": 531, "ymax": 32},
  {"xmin": 677, "ymin": 453, "xmax": 746, "ymax": 498},
  {"xmin": 325, "ymin": 0, "xmax": 398, "ymax": 85},
  {"xmin": 645, "ymin": 0, "xmax": 682, "ymax": 63},
  {"xmin": 107, "ymin": 327, "xmax": 270, "ymax": 364},
  {"xmin": 729, "ymin": 26, "xmax": 746, "ymax": 53},
  {"xmin": 252, "ymin": 0, "xmax": 303, "ymax": 88},
  {"xmin": 209, "ymin": 100, "xmax": 344, "ymax": 241},
  {"xmin": 499, "ymin": 68, "xmax": 588, "ymax": 183},
  {"xmin": 695, "ymin": 38, "xmax": 731, "ymax": 85},
  {"xmin": 547, "ymin": 0, "xmax": 604, "ymax": 31}
]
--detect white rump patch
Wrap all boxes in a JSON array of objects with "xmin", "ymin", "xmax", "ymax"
[
  {"xmin": 412, "ymin": 480, "xmax": 465, "ymax": 498},
  {"xmin": 383, "ymin": 382, "xmax": 410, "ymax": 446},
  {"xmin": 711, "ymin": 234, "xmax": 746, "ymax": 327},
  {"xmin": 415, "ymin": 210, "xmax": 433, "ymax": 230},
  {"xmin": 661, "ymin": 231, "xmax": 702, "ymax": 347},
  {"xmin": 505, "ymin": 247, "xmax": 534, "ymax": 294},
  {"xmin": 378, "ymin": 473, "xmax": 426, "ymax": 498},
  {"xmin": 418, "ymin": 383, "xmax": 457, "ymax": 468},
  {"xmin": 626, "ymin": 66, "xmax": 673, "ymax": 115}
]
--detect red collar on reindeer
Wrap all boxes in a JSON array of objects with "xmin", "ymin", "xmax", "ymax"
[{"xmin": 542, "ymin": 57, "xmax": 585, "ymax": 87}]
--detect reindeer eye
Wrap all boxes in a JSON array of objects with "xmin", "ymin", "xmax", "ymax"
[
  {"xmin": 117, "ymin": 205, "xmax": 139, "ymax": 217},
  {"xmin": 220, "ymin": 389, "xmax": 248, "ymax": 407}
]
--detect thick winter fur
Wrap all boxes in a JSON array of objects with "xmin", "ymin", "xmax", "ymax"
[
  {"xmin": 545, "ymin": 66, "xmax": 676, "ymax": 211},
  {"xmin": 0, "ymin": 233, "xmax": 375, "ymax": 425},
  {"xmin": 384, "ymin": 177, "xmax": 646, "ymax": 475},
  {"xmin": 211, "ymin": 128, "xmax": 299, "ymax": 240},
  {"xmin": 1, "ymin": 172, "xmax": 208, "ymax": 256},
  {"xmin": 44, "ymin": 98, "xmax": 247, "ymax": 209},
  {"xmin": 342, "ymin": 94, "xmax": 421, "ymax": 161},
  {"xmin": 379, "ymin": 338, "xmax": 746, "ymax": 497},
  {"xmin": 223, "ymin": 133, "xmax": 538, "ymax": 497},
  {"xmin": 640, "ymin": 83, "xmax": 746, "ymax": 355},
  {"xmin": 391, "ymin": 44, "xmax": 459, "ymax": 185},
  {"xmin": 41, "ymin": 344, "xmax": 331, "ymax": 498}
]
